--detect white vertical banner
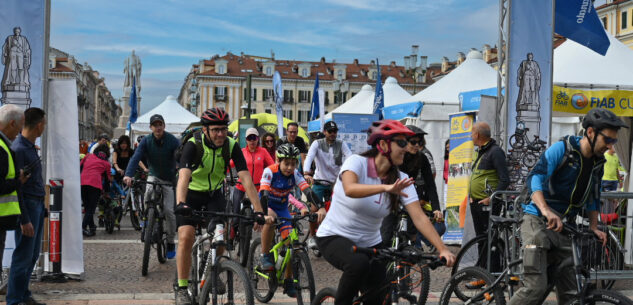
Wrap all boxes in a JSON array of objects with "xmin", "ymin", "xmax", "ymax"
[
  {"xmin": 46, "ymin": 79, "xmax": 83, "ymax": 275},
  {"xmin": 318, "ymin": 88, "xmax": 325, "ymax": 131}
]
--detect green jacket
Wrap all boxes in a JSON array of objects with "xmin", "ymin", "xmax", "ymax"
[
  {"xmin": 469, "ymin": 139, "xmax": 510, "ymax": 200},
  {"xmin": 189, "ymin": 134, "xmax": 236, "ymax": 192}
]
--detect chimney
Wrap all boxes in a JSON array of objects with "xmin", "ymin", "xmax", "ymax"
[
  {"xmin": 404, "ymin": 56, "xmax": 410, "ymax": 70},
  {"xmin": 420, "ymin": 56, "xmax": 428, "ymax": 69},
  {"xmin": 390, "ymin": 61, "xmax": 396, "ymax": 67},
  {"xmin": 321, "ymin": 57, "xmax": 326, "ymax": 64},
  {"xmin": 240, "ymin": 51, "xmax": 244, "ymax": 57},
  {"xmin": 353, "ymin": 58, "xmax": 359, "ymax": 65}
]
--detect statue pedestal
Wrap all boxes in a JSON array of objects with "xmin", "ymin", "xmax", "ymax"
[
  {"xmin": 1, "ymin": 91, "xmax": 31, "ymax": 109},
  {"xmin": 516, "ymin": 110, "xmax": 542, "ymax": 140}
]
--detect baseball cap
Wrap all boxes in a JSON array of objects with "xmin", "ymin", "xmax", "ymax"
[
  {"xmin": 324, "ymin": 121, "xmax": 338, "ymax": 132},
  {"xmin": 99, "ymin": 133, "xmax": 109, "ymax": 141},
  {"xmin": 245, "ymin": 127, "xmax": 259, "ymax": 137},
  {"xmin": 150, "ymin": 114, "xmax": 165, "ymax": 125}
]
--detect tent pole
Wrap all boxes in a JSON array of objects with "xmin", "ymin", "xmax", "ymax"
[{"xmin": 498, "ymin": 0, "xmax": 510, "ymax": 149}]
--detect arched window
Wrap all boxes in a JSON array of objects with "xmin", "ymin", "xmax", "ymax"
[{"xmin": 302, "ymin": 69, "xmax": 308, "ymax": 77}]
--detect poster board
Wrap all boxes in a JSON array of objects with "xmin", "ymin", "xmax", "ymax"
[{"xmin": 333, "ymin": 113, "xmax": 379, "ymax": 154}]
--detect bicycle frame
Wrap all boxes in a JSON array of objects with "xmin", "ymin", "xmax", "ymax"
[{"xmin": 254, "ymin": 224, "xmax": 302, "ymax": 282}]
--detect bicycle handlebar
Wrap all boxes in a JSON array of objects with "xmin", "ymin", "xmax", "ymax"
[
  {"xmin": 177, "ymin": 209, "xmax": 266, "ymax": 225},
  {"xmin": 351, "ymin": 246, "xmax": 446, "ymax": 270},
  {"xmin": 276, "ymin": 213, "xmax": 318, "ymax": 225},
  {"xmin": 143, "ymin": 180, "xmax": 173, "ymax": 186}
]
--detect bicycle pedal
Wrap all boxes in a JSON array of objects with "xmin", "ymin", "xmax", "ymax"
[
  {"xmin": 484, "ymin": 292, "xmax": 493, "ymax": 301},
  {"xmin": 509, "ymin": 276, "xmax": 520, "ymax": 285}
]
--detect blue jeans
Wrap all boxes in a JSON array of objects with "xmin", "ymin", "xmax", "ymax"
[
  {"xmin": 602, "ymin": 180, "xmax": 619, "ymax": 192},
  {"xmin": 415, "ymin": 221, "xmax": 447, "ymax": 248},
  {"xmin": 312, "ymin": 183, "xmax": 333, "ymax": 203},
  {"xmin": 7, "ymin": 197, "xmax": 45, "ymax": 305}
]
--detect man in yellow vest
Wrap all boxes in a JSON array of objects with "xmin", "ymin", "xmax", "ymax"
[{"xmin": 0, "ymin": 104, "xmax": 27, "ymax": 286}]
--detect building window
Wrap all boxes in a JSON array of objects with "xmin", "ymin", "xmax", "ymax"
[
  {"xmin": 298, "ymin": 110, "xmax": 310, "ymax": 123},
  {"xmin": 214, "ymin": 86, "xmax": 227, "ymax": 101},
  {"xmin": 298, "ymin": 90, "xmax": 311, "ymax": 103},
  {"xmin": 371, "ymin": 71, "xmax": 377, "ymax": 80},
  {"xmin": 243, "ymin": 88, "xmax": 256, "ymax": 101},
  {"xmin": 623, "ymin": 12, "xmax": 628, "ymax": 29},
  {"xmin": 337, "ymin": 70, "xmax": 343, "ymax": 80},
  {"xmin": 265, "ymin": 108, "xmax": 272, "ymax": 114},
  {"xmin": 283, "ymin": 109, "xmax": 293, "ymax": 120},
  {"xmin": 283, "ymin": 90, "xmax": 294, "ymax": 103},
  {"xmin": 218, "ymin": 65, "xmax": 225, "ymax": 74},
  {"xmin": 324, "ymin": 92, "xmax": 330, "ymax": 105},
  {"xmin": 263, "ymin": 89, "xmax": 274, "ymax": 101},
  {"xmin": 266, "ymin": 67, "xmax": 272, "ymax": 75},
  {"xmin": 334, "ymin": 92, "xmax": 348, "ymax": 104},
  {"xmin": 301, "ymin": 69, "xmax": 308, "ymax": 77},
  {"xmin": 603, "ymin": 16, "xmax": 608, "ymax": 29}
]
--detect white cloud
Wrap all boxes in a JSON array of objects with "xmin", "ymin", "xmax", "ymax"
[
  {"xmin": 83, "ymin": 45, "xmax": 210, "ymax": 58},
  {"xmin": 144, "ymin": 66, "xmax": 192, "ymax": 75}
]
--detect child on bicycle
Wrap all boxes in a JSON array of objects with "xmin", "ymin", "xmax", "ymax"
[{"xmin": 258, "ymin": 143, "xmax": 324, "ymax": 297}]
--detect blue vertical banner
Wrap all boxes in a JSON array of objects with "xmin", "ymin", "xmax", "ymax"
[
  {"xmin": 506, "ymin": 0, "xmax": 553, "ymax": 148},
  {"xmin": 310, "ymin": 74, "xmax": 320, "ymax": 121},
  {"xmin": 555, "ymin": 0, "xmax": 609, "ymax": 55},
  {"xmin": 0, "ymin": 0, "xmax": 47, "ymax": 109},
  {"xmin": 128, "ymin": 76, "xmax": 138, "ymax": 126},
  {"xmin": 372, "ymin": 59, "xmax": 384, "ymax": 119},
  {"xmin": 273, "ymin": 71, "xmax": 284, "ymax": 138}
]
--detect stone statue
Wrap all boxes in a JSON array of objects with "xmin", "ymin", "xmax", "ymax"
[
  {"xmin": 1, "ymin": 27, "xmax": 31, "ymax": 92},
  {"xmin": 124, "ymin": 50, "xmax": 141, "ymax": 92},
  {"xmin": 516, "ymin": 52, "xmax": 541, "ymax": 110}
]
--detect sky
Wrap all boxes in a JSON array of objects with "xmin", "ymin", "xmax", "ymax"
[{"xmin": 50, "ymin": 0, "xmax": 503, "ymax": 114}]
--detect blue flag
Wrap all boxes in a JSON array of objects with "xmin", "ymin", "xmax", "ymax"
[
  {"xmin": 372, "ymin": 59, "xmax": 384, "ymax": 119},
  {"xmin": 555, "ymin": 0, "xmax": 610, "ymax": 55},
  {"xmin": 310, "ymin": 74, "xmax": 320, "ymax": 121},
  {"xmin": 128, "ymin": 76, "xmax": 138, "ymax": 124}
]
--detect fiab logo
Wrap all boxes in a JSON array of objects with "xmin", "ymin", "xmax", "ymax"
[
  {"xmin": 462, "ymin": 117, "xmax": 471, "ymax": 131},
  {"xmin": 451, "ymin": 118, "xmax": 460, "ymax": 132},
  {"xmin": 571, "ymin": 93, "xmax": 588, "ymax": 110}
]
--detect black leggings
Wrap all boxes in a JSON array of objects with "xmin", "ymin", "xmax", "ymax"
[
  {"xmin": 81, "ymin": 185, "xmax": 101, "ymax": 230},
  {"xmin": 316, "ymin": 235, "xmax": 388, "ymax": 305}
]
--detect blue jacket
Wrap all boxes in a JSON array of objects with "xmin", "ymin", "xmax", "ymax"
[
  {"xmin": 125, "ymin": 132, "xmax": 179, "ymax": 182},
  {"xmin": 524, "ymin": 136, "xmax": 604, "ymax": 217}
]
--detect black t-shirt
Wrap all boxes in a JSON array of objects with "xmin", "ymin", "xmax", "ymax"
[
  {"xmin": 571, "ymin": 155, "xmax": 594, "ymax": 205},
  {"xmin": 277, "ymin": 136, "xmax": 308, "ymax": 154},
  {"xmin": 179, "ymin": 137, "xmax": 248, "ymax": 172}
]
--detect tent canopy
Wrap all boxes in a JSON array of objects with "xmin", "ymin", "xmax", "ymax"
[
  {"xmin": 554, "ymin": 33, "xmax": 633, "ymax": 89},
  {"xmin": 406, "ymin": 50, "xmax": 497, "ymax": 105},
  {"xmin": 131, "ymin": 95, "xmax": 200, "ymax": 134},
  {"xmin": 228, "ymin": 113, "xmax": 310, "ymax": 144}
]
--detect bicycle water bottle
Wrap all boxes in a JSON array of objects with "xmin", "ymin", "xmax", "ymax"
[
  {"xmin": 213, "ymin": 224, "xmax": 225, "ymax": 243},
  {"xmin": 276, "ymin": 247, "xmax": 286, "ymax": 270}
]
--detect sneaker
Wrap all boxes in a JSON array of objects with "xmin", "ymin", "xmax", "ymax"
[
  {"xmin": 24, "ymin": 296, "xmax": 46, "ymax": 305},
  {"xmin": 465, "ymin": 279, "xmax": 486, "ymax": 289},
  {"xmin": 167, "ymin": 243, "xmax": 176, "ymax": 259},
  {"xmin": 175, "ymin": 287, "xmax": 192, "ymax": 305},
  {"xmin": 283, "ymin": 279, "xmax": 297, "ymax": 298},
  {"xmin": 259, "ymin": 253, "xmax": 274, "ymax": 271},
  {"xmin": 82, "ymin": 229, "xmax": 95, "ymax": 237},
  {"xmin": 307, "ymin": 236, "xmax": 317, "ymax": 250}
]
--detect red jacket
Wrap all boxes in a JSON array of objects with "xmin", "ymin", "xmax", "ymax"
[
  {"xmin": 232, "ymin": 146, "xmax": 275, "ymax": 192},
  {"xmin": 80, "ymin": 153, "xmax": 112, "ymax": 190}
]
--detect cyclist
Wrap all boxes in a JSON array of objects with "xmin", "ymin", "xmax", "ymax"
[
  {"xmin": 316, "ymin": 119, "xmax": 455, "ymax": 305},
  {"xmin": 507, "ymin": 108, "xmax": 626, "ymax": 305},
  {"xmin": 123, "ymin": 114, "xmax": 179, "ymax": 259},
  {"xmin": 259, "ymin": 143, "xmax": 324, "ymax": 297},
  {"xmin": 173, "ymin": 108, "xmax": 272, "ymax": 305},
  {"xmin": 303, "ymin": 121, "xmax": 351, "ymax": 250},
  {"xmin": 380, "ymin": 125, "xmax": 445, "ymax": 250}
]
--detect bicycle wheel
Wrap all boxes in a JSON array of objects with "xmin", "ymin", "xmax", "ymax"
[
  {"xmin": 509, "ymin": 134, "xmax": 524, "ymax": 149},
  {"xmin": 238, "ymin": 206, "xmax": 253, "ymax": 267},
  {"xmin": 198, "ymin": 259, "xmax": 254, "ymax": 305},
  {"xmin": 128, "ymin": 195, "xmax": 141, "ymax": 231},
  {"xmin": 452, "ymin": 234, "xmax": 505, "ymax": 275},
  {"xmin": 294, "ymin": 250, "xmax": 315, "ymax": 305},
  {"xmin": 105, "ymin": 208, "xmax": 115, "ymax": 234},
  {"xmin": 564, "ymin": 289, "xmax": 633, "ymax": 305},
  {"xmin": 405, "ymin": 261, "xmax": 431, "ymax": 305},
  {"xmin": 142, "ymin": 207, "xmax": 155, "ymax": 276},
  {"xmin": 247, "ymin": 237, "xmax": 277, "ymax": 303},
  {"xmin": 439, "ymin": 266, "xmax": 506, "ymax": 305},
  {"xmin": 582, "ymin": 235, "xmax": 624, "ymax": 290},
  {"xmin": 522, "ymin": 152, "xmax": 539, "ymax": 168},
  {"xmin": 156, "ymin": 220, "xmax": 167, "ymax": 264},
  {"xmin": 312, "ymin": 287, "xmax": 336, "ymax": 305}
]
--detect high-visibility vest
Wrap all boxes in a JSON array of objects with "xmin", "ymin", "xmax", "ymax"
[{"xmin": 0, "ymin": 138, "xmax": 21, "ymax": 217}]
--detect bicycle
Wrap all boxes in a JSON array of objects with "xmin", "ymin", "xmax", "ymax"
[
  {"xmin": 228, "ymin": 197, "xmax": 254, "ymax": 267},
  {"xmin": 508, "ymin": 121, "xmax": 546, "ymax": 152},
  {"xmin": 121, "ymin": 177, "xmax": 145, "ymax": 231},
  {"xmin": 440, "ymin": 220, "xmax": 633, "ymax": 305},
  {"xmin": 312, "ymin": 246, "xmax": 445, "ymax": 305},
  {"xmin": 247, "ymin": 213, "xmax": 318, "ymax": 304},
  {"xmin": 141, "ymin": 179, "xmax": 172, "ymax": 276},
  {"xmin": 175, "ymin": 209, "xmax": 261, "ymax": 305},
  {"xmin": 98, "ymin": 192, "xmax": 122, "ymax": 234},
  {"xmin": 304, "ymin": 179, "xmax": 334, "ymax": 256}
]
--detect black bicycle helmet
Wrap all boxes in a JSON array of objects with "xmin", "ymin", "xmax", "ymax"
[
  {"xmin": 201, "ymin": 107, "xmax": 229, "ymax": 126},
  {"xmin": 405, "ymin": 125, "xmax": 427, "ymax": 137},
  {"xmin": 582, "ymin": 108, "xmax": 627, "ymax": 131},
  {"xmin": 276, "ymin": 143, "xmax": 300, "ymax": 160}
]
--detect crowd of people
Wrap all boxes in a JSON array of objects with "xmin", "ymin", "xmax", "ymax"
[{"xmin": 1, "ymin": 101, "xmax": 629, "ymax": 305}]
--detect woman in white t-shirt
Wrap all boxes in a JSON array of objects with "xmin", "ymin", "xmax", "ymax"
[{"xmin": 316, "ymin": 119, "xmax": 455, "ymax": 305}]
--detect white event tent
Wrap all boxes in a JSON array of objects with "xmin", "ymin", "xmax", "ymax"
[{"xmin": 131, "ymin": 95, "xmax": 200, "ymax": 136}]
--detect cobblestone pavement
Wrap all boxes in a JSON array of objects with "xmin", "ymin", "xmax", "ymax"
[{"xmin": 1, "ymin": 216, "xmax": 632, "ymax": 304}]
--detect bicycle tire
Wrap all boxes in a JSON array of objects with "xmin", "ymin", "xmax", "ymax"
[
  {"xmin": 509, "ymin": 134, "xmax": 524, "ymax": 149},
  {"xmin": 452, "ymin": 234, "xmax": 506, "ymax": 301},
  {"xmin": 522, "ymin": 152, "xmax": 539, "ymax": 169},
  {"xmin": 128, "ymin": 195, "xmax": 141, "ymax": 231},
  {"xmin": 142, "ymin": 207, "xmax": 155, "ymax": 276},
  {"xmin": 563, "ymin": 289, "xmax": 633, "ymax": 305},
  {"xmin": 583, "ymin": 235, "xmax": 624, "ymax": 290},
  {"xmin": 105, "ymin": 209, "xmax": 115, "ymax": 234},
  {"xmin": 312, "ymin": 287, "xmax": 336, "ymax": 305},
  {"xmin": 247, "ymin": 237, "xmax": 277, "ymax": 303},
  {"xmin": 439, "ymin": 266, "xmax": 506, "ymax": 305},
  {"xmin": 409, "ymin": 261, "xmax": 431, "ymax": 305},
  {"xmin": 294, "ymin": 250, "xmax": 315, "ymax": 305},
  {"xmin": 198, "ymin": 259, "xmax": 254, "ymax": 305},
  {"xmin": 157, "ymin": 220, "xmax": 167, "ymax": 264},
  {"xmin": 238, "ymin": 206, "xmax": 253, "ymax": 267}
]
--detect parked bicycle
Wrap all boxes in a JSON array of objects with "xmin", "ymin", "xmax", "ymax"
[
  {"xmin": 141, "ymin": 179, "xmax": 172, "ymax": 276},
  {"xmin": 508, "ymin": 121, "xmax": 547, "ymax": 152},
  {"xmin": 174, "ymin": 209, "xmax": 261, "ymax": 305},
  {"xmin": 312, "ymin": 246, "xmax": 445, "ymax": 305},
  {"xmin": 440, "ymin": 221, "xmax": 633, "ymax": 305},
  {"xmin": 121, "ymin": 177, "xmax": 145, "ymax": 231},
  {"xmin": 247, "ymin": 213, "xmax": 318, "ymax": 304}
]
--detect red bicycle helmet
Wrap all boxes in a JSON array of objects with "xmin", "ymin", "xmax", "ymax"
[
  {"xmin": 367, "ymin": 119, "xmax": 415, "ymax": 146},
  {"xmin": 201, "ymin": 107, "xmax": 229, "ymax": 125}
]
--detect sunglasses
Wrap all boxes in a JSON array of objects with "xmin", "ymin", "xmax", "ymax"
[
  {"xmin": 265, "ymin": 139, "xmax": 275, "ymax": 143},
  {"xmin": 246, "ymin": 135, "xmax": 259, "ymax": 141},
  {"xmin": 408, "ymin": 140, "xmax": 421, "ymax": 146},
  {"xmin": 393, "ymin": 139, "xmax": 409, "ymax": 148},
  {"xmin": 599, "ymin": 131, "xmax": 618, "ymax": 145}
]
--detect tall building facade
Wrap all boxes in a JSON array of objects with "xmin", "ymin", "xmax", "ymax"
[
  {"xmin": 177, "ymin": 52, "xmax": 430, "ymax": 128},
  {"xmin": 49, "ymin": 48, "xmax": 121, "ymax": 140},
  {"xmin": 597, "ymin": 0, "xmax": 633, "ymax": 49}
]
